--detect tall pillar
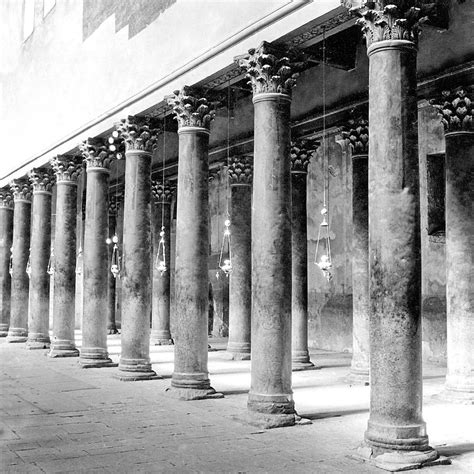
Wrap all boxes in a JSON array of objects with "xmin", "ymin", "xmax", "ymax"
[
  {"xmin": 237, "ymin": 42, "xmax": 298, "ymax": 428},
  {"xmin": 6, "ymin": 180, "xmax": 32, "ymax": 343},
  {"xmin": 342, "ymin": 116, "xmax": 370, "ymax": 383},
  {"xmin": 151, "ymin": 180, "xmax": 174, "ymax": 345},
  {"xmin": 349, "ymin": 2, "xmax": 441, "ymax": 468},
  {"xmin": 106, "ymin": 193, "xmax": 121, "ymax": 335},
  {"xmin": 226, "ymin": 156, "xmax": 252, "ymax": 360},
  {"xmin": 115, "ymin": 116, "xmax": 158, "ymax": 381},
  {"xmin": 26, "ymin": 169, "xmax": 54, "ymax": 349},
  {"xmin": 0, "ymin": 188, "xmax": 14, "ymax": 337},
  {"xmin": 166, "ymin": 86, "xmax": 221, "ymax": 399},
  {"xmin": 79, "ymin": 139, "xmax": 116, "ymax": 368},
  {"xmin": 49, "ymin": 157, "xmax": 82, "ymax": 357},
  {"xmin": 432, "ymin": 87, "xmax": 474, "ymax": 404},
  {"xmin": 290, "ymin": 140, "xmax": 318, "ymax": 371}
]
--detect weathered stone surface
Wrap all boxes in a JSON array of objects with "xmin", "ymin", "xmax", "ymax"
[
  {"xmin": 6, "ymin": 180, "xmax": 31, "ymax": 343},
  {"xmin": 226, "ymin": 173, "xmax": 252, "ymax": 360},
  {"xmin": 0, "ymin": 189, "xmax": 14, "ymax": 337}
]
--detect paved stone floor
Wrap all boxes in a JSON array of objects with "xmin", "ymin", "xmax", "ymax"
[{"xmin": 1, "ymin": 333, "xmax": 473, "ymax": 473}]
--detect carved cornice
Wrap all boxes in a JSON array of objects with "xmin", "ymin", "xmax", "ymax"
[
  {"xmin": 0, "ymin": 188, "xmax": 14, "ymax": 209},
  {"xmin": 151, "ymin": 180, "xmax": 175, "ymax": 204},
  {"xmin": 80, "ymin": 138, "xmax": 114, "ymax": 170},
  {"xmin": 431, "ymin": 86, "xmax": 473, "ymax": 133},
  {"xmin": 29, "ymin": 168, "xmax": 55, "ymax": 194},
  {"xmin": 346, "ymin": 1, "xmax": 428, "ymax": 47},
  {"xmin": 10, "ymin": 179, "xmax": 32, "ymax": 202},
  {"xmin": 166, "ymin": 86, "xmax": 215, "ymax": 130},
  {"xmin": 236, "ymin": 41, "xmax": 304, "ymax": 97},
  {"xmin": 108, "ymin": 192, "xmax": 123, "ymax": 216},
  {"xmin": 341, "ymin": 110, "xmax": 369, "ymax": 154},
  {"xmin": 50, "ymin": 156, "xmax": 83, "ymax": 183},
  {"xmin": 115, "ymin": 116, "xmax": 160, "ymax": 153},
  {"xmin": 228, "ymin": 155, "xmax": 253, "ymax": 185},
  {"xmin": 290, "ymin": 139, "xmax": 319, "ymax": 174}
]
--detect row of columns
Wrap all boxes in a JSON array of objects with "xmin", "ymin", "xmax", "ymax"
[{"xmin": 0, "ymin": 3, "xmax": 472, "ymax": 469}]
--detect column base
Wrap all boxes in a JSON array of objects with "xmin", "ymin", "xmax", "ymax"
[
  {"xmin": 247, "ymin": 393, "xmax": 296, "ymax": 429},
  {"xmin": 116, "ymin": 358, "xmax": 160, "ymax": 381},
  {"xmin": 79, "ymin": 347, "xmax": 117, "ymax": 368},
  {"xmin": 170, "ymin": 372, "xmax": 223, "ymax": 400},
  {"xmin": 6, "ymin": 327, "xmax": 28, "ymax": 343},
  {"xmin": 226, "ymin": 341, "xmax": 251, "ymax": 360},
  {"xmin": 354, "ymin": 445, "xmax": 449, "ymax": 472},
  {"xmin": 151, "ymin": 338, "xmax": 174, "ymax": 346},
  {"xmin": 0, "ymin": 324, "xmax": 9, "ymax": 337},
  {"xmin": 0, "ymin": 330, "xmax": 9, "ymax": 337},
  {"xmin": 48, "ymin": 340, "xmax": 79, "ymax": 358},
  {"xmin": 292, "ymin": 361, "xmax": 319, "ymax": 371},
  {"xmin": 107, "ymin": 327, "xmax": 119, "ymax": 335},
  {"xmin": 26, "ymin": 333, "xmax": 51, "ymax": 350},
  {"xmin": 346, "ymin": 367, "xmax": 370, "ymax": 385},
  {"xmin": 150, "ymin": 330, "xmax": 173, "ymax": 345}
]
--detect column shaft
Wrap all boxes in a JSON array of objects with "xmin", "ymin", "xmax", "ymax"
[
  {"xmin": 7, "ymin": 200, "xmax": 31, "ymax": 342},
  {"xmin": 0, "ymin": 207, "xmax": 13, "ymax": 336},
  {"xmin": 80, "ymin": 168, "xmax": 115, "ymax": 367},
  {"xmin": 291, "ymin": 173, "xmax": 313, "ymax": 370},
  {"xmin": 151, "ymin": 200, "xmax": 172, "ymax": 344},
  {"xmin": 367, "ymin": 40, "xmax": 430, "ymax": 452},
  {"xmin": 350, "ymin": 154, "xmax": 370, "ymax": 382},
  {"xmin": 444, "ymin": 132, "xmax": 474, "ymax": 402},
  {"xmin": 26, "ymin": 191, "xmax": 52, "ymax": 349},
  {"xmin": 49, "ymin": 181, "xmax": 79, "ymax": 357},
  {"xmin": 249, "ymin": 93, "xmax": 294, "ymax": 427},
  {"xmin": 118, "ymin": 150, "xmax": 157, "ymax": 380},
  {"xmin": 226, "ymin": 184, "xmax": 251, "ymax": 359}
]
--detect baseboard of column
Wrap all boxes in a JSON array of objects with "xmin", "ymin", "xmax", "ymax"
[
  {"xmin": 292, "ymin": 360, "xmax": 319, "ymax": 371},
  {"xmin": 26, "ymin": 340, "xmax": 51, "ymax": 350},
  {"xmin": 151, "ymin": 338, "xmax": 174, "ymax": 345},
  {"xmin": 107, "ymin": 328, "xmax": 119, "ymax": 335},
  {"xmin": 345, "ymin": 369, "xmax": 370, "ymax": 385},
  {"xmin": 224, "ymin": 351, "xmax": 251, "ymax": 361},
  {"xmin": 48, "ymin": 348, "xmax": 80, "ymax": 358},
  {"xmin": 352, "ymin": 445, "xmax": 450, "ymax": 472},
  {"xmin": 79, "ymin": 358, "xmax": 118, "ymax": 369},
  {"xmin": 165, "ymin": 386, "xmax": 224, "ymax": 401},
  {"xmin": 114, "ymin": 370, "xmax": 161, "ymax": 381},
  {"xmin": 243, "ymin": 411, "xmax": 296, "ymax": 429}
]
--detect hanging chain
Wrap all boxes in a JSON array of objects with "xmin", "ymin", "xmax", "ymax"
[{"xmin": 155, "ymin": 117, "xmax": 168, "ymax": 275}]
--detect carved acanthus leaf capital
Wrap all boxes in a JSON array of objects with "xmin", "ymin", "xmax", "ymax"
[
  {"xmin": 236, "ymin": 41, "xmax": 304, "ymax": 97},
  {"xmin": 166, "ymin": 86, "xmax": 215, "ymax": 130},
  {"xmin": 341, "ymin": 110, "xmax": 369, "ymax": 154},
  {"xmin": 291, "ymin": 139, "xmax": 319, "ymax": 174},
  {"xmin": 50, "ymin": 155, "xmax": 83, "ymax": 182},
  {"xmin": 0, "ymin": 187, "xmax": 14, "ymax": 209},
  {"xmin": 29, "ymin": 168, "xmax": 55, "ymax": 194},
  {"xmin": 228, "ymin": 155, "xmax": 253, "ymax": 185},
  {"xmin": 9, "ymin": 179, "xmax": 32, "ymax": 202},
  {"xmin": 431, "ymin": 87, "xmax": 473, "ymax": 133},
  {"xmin": 80, "ymin": 138, "xmax": 115, "ymax": 170},
  {"xmin": 115, "ymin": 116, "xmax": 160, "ymax": 153},
  {"xmin": 151, "ymin": 180, "xmax": 175, "ymax": 204},
  {"xmin": 346, "ymin": 1, "xmax": 428, "ymax": 47}
]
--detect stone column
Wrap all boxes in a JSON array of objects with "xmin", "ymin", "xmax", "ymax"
[
  {"xmin": 290, "ymin": 140, "xmax": 318, "ymax": 371},
  {"xmin": 237, "ymin": 43, "xmax": 299, "ymax": 428},
  {"xmin": 226, "ymin": 156, "xmax": 252, "ymax": 360},
  {"xmin": 342, "ymin": 116, "xmax": 370, "ymax": 384},
  {"xmin": 79, "ymin": 139, "xmax": 116, "ymax": 368},
  {"xmin": 151, "ymin": 180, "xmax": 174, "ymax": 345},
  {"xmin": 26, "ymin": 169, "xmax": 54, "ymax": 349},
  {"xmin": 432, "ymin": 87, "xmax": 474, "ymax": 404},
  {"xmin": 115, "ymin": 116, "xmax": 158, "ymax": 381},
  {"xmin": 106, "ymin": 193, "xmax": 121, "ymax": 335},
  {"xmin": 166, "ymin": 86, "xmax": 221, "ymax": 399},
  {"xmin": 49, "ymin": 157, "xmax": 82, "ymax": 357},
  {"xmin": 6, "ymin": 180, "xmax": 32, "ymax": 343},
  {"xmin": 0, "ymin": 189, "xmax": 14, "ymax": 337},
  {"xmin": 349, "ymin": 2, "xmax": 440, "ymax": 468}
]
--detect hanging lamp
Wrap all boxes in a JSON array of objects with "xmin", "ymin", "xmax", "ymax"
[
  {"xmin": 26, "ymin": 248, "xmax": 32, "ymax": 278},
  {"xmin": 47, "ymin": 246, "xmax": 55, "ymax": 275},
  {"xmin": 155, "ymin": 226, "xmax": 167, "ymax": 275},
  {"xmin": 314, "ymin": 30, "xmax": 333, "ymax": 282},
  {"xmin": 216, "ymin": 82, "xmax": 233, "ymax": 279},
  {"xmin": 8, "ymin": 247, "xmax": 13, "ymax": 276}
]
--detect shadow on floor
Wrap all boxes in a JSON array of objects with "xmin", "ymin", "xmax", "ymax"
[
  {"xmin": 300, "ymin": 407, "xmax": 369, "ymax": 420},
  {"xmin": 436, "ymin": 443, "xmax": 474, "ymax": 456}
]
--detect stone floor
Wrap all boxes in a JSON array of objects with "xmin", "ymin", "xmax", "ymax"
[{"xmin": 0, "ymin": 333, "xmax": 473, "ymax": 473}]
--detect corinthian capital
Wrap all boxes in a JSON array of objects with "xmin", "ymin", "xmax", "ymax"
[
  {"xmin": 115, "ymin": 116, "xmax": 160, "ymax": 153},
  {"xmin": 228, "ymin": 155, "xmax": 253, "ymax": 185},
  {"xmin": 346, "ymin": 1, "xmax": 428, "ymax": 47},
  {"xmin": 10, "ymin": 179, "xmax": 32, "ymax": 202},
  {"xmin": 166, "ymin": 86, "xmax": 215, "ymax": 130},
  {"xmin": 151, "ymin": 180, "xmax": 175, "ymax": 205},
  {"xmin": 29, "ymin": 168, "xmax": 55, "ymax": 194},
  {"xmin": 0, "ymin": 188, "xmax": 14, "ymax": 209},
  {"xmin": 236, "ymin": 41, "xmax": 304, "ymax": 97},
  {"xmin": 50, "ymin": 155, "xmax": 83, "ymax": 183},
  {"xmin": 341, "ymin": 111, "xmax": 369, "ymax": 154},
  {"xmin": 291, "ymin": 139, "xmax": 319, "ymax": 174},
  {"xmin": 80, "ymin": 138, "xmax": 114, "ymax": 170},
  {"xmin": 431, "ymin": 87, "xmax": 473, "ymax": 134}
]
